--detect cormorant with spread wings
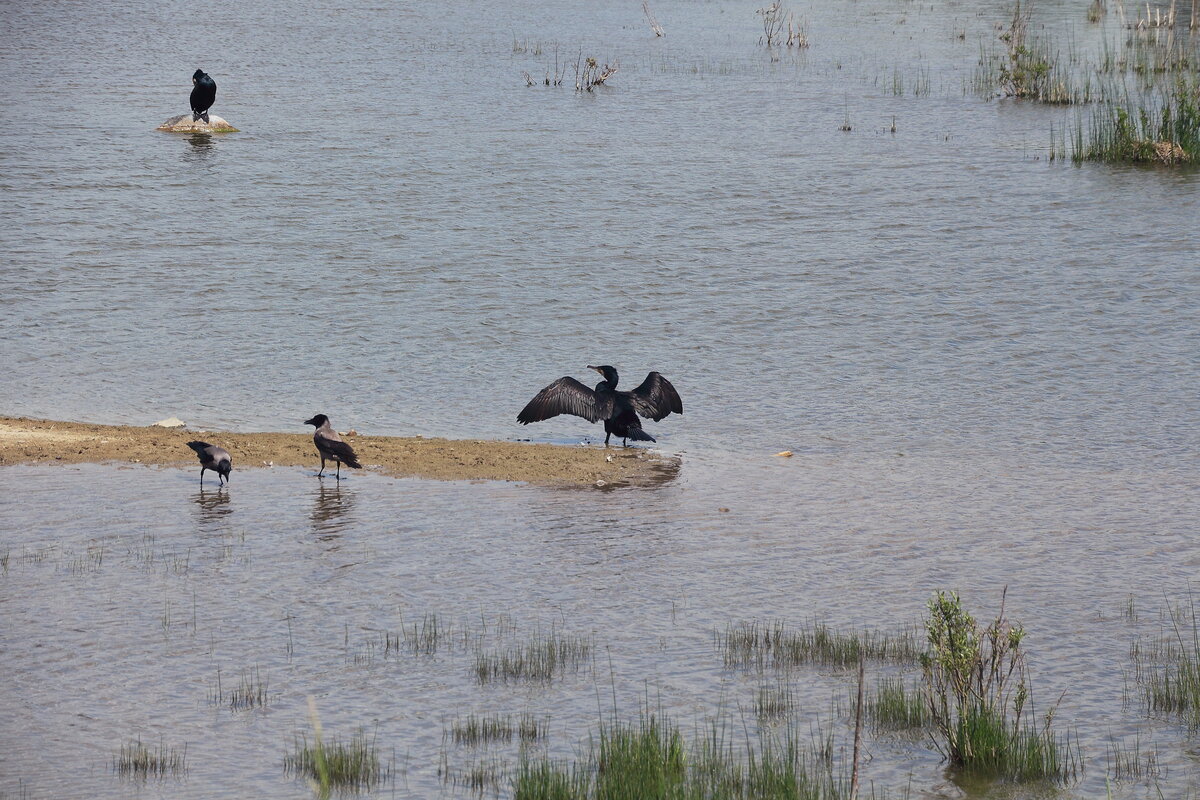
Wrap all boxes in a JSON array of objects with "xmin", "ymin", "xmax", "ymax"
[{"xmin": 517, "ymin": 365, "xmax": 683, "ymax": 446}]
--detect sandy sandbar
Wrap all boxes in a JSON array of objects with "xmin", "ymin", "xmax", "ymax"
[{"xmin": 0, "ymin": 416, "xmax": 680, "ymax": 487}]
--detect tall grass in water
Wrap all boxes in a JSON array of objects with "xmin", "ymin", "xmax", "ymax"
[
  {"xmin": 452, "ymin": 713, "xmax": 547, "ymax": 745},
  {"xmin": 475, "ymin": 631, "xmax": 592, "ymax": 683},
  {"xmin": 1071, "ymin": 79, "xmax": 1200, "ymax": 163},
  {"xmin": 285, "ymin": 700, "xmax": 389, "ymax": 794},
  {"xmin": 719, "ymin": 619, "xmax": 921, "ymax": 669},
  {"xmin": 513, "ymin": 711, "xmax": 847, "ymax": 800},
  {"xmin": 208, "ymin": 665, "xmax": 269, "ymax": 710},
  {"xmin": 921, "ymin": 590, "xmax": 1077, "ymax": 782},
  {"xmin": 1135, "ymin": 596, "xmax": 1200, "ymax": 727},
  {"xmin": 867, "ymin": 677, "xmax": 931, "ymax": 732},
  {"xmin": 112, "ymin": 738, "xmax": 187, "ymax": 779}
]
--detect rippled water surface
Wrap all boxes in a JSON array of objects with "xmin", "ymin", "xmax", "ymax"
[{"xmin": 2, "ymin": 0, "xmax": 1199, "ymax": 797}]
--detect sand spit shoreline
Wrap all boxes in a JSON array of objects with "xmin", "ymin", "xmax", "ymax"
[{"xmin": 0, "ymin": 416, "xmax": 680, "ymax": 487}]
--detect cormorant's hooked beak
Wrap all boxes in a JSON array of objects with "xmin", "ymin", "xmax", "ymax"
[{"xmin": 586, "ymin": 365, "xmax": 601, "ymax": 373}]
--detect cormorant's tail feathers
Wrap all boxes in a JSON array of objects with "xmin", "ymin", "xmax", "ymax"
[{"xmin": 626, "ymin": 427, "xmax": 655, "ymax": 442}]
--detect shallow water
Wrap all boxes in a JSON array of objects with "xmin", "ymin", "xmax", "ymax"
[{"xmin": 2, "ymin": 0, "xmax": 1199, "ymax": 797}]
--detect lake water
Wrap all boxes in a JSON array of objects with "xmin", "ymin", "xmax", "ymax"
[{"xmin": 1, "ymin": 0, "xmax": 1198, "ymax": 797}]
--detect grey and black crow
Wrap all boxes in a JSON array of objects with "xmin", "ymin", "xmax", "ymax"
[
  {"xmin": 304, "ymin": 414, "xmax": 362, "ymax": 478},
  {"xmin": 186, "ymin": 440, "xmax": 232, "ymax": 485}
]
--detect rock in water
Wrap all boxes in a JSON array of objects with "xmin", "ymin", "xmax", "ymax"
[
  {"xmin": 156, "ymin": 114, "xmax": 239, "ymax": 133},
  {"xmin": 153, "ymin": 416, "xmax": 187, "ymax": 428}
]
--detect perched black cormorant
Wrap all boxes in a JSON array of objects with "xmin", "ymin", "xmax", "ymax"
[
  {"xmin": 517, "ymin": 365, "xmax": 683, "ymax": 446},
  {"xmin": 304, "ymin": 414, "xmax": 362, "ymax": 478},
  {"xmin": 190, "ymin": 69, "xmax": 217, "ymax": 123},
  {"xmin": 186, "ymin": 440, "xmax": 232, "ymax": 485}
]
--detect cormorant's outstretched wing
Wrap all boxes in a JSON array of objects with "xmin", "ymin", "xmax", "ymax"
[
  {"xmin": 518, "ymin": 377, "xmax": 613, "ymax": 424},
  {"xmin": 629, "ymin": 372, "xmax": 683, "ymax": 421}
]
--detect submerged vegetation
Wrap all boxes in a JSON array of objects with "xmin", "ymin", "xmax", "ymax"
[
  {"xmin": 112, "ymin": 738, "xmax": 188, "ymax": 780},
  {"xmin": 285, "ymin": 729, "xmax": 389, "ymax": 792},
  {"xmin": 1128, "ymin": 596, "xmax": 1200, "ymax": 728},
  {"xmin": 513, "ymin": 711, "xmax": 845, "ymax": 800},
  {"xmin": 719, "ymin": 619, "xmax": 922, "ymax": 669},
  {"xmin": 474, "ymin": 631, "xmax": 592, "ymax": 683},
  {"xmin": 451, "ymin": 713, "xmax": 547, "ymax": 745},
  {"xmin": 866, "ymin": 677, "xmax": 930, "ymax": 733}
]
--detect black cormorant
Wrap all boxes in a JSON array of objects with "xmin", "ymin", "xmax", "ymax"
[
  {"xmin": 304, "ymin": 414, "xmax": 362, "ymax": 478},
  {"xmin": 190, "ymin": 69, "xmax": 217, "ymax": 123},
  {"xmin": 186, "ymin": 440, "xmax": 232, "ymax": 485},
  {"xmin": 517, "ymin": 365, "xmax": 683, "ymax": 446}
]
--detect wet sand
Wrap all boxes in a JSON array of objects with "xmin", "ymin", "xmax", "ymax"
[{"xmin": 0, "ymin": 416, "xmax": 679, "ymax": 487}]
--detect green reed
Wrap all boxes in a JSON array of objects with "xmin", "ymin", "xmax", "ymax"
[
  {"xmin": 285, "ymin": 729, "xmax": 388, "ymax": 791},
  {"xmin": 208, "ymin": 665, "xmax": 269, "ymax": 711},
  {"xmin": 452, "ymin": 713, "xmax": 547, "ymax": 745},
  {"xmin": 754, "ymin": 680, "xmax": 797, "ymax": 721},
  {"xmin": 866, "ymin": 677, "xmax": 930, "ymax": 732},
  {"xmin": 719, "ymin": 619, "xmax": 922, "ymax": 670},
  {"xmin": 1136, "ymin": 596, "xmax": 1200, "ymax": 727},
  {"xmin": 513, "ymin": 711, "xmax": 847, "ymax": 800},
  {"xmin": 474, "ymin": 631, "xmax": 592, "ymax": 684},
  {"xmin": 112, "ymin": 738, "xmax": 187, "ymax": 780}
]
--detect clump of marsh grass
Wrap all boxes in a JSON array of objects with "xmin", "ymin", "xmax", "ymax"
[
  {"xmin": 384, "ymin": 611, "xmax": 450, "ymax": 655},
  {"xmin": 441, "ymin": 757, "xmax": 508, "ymax": 793},
  {"xmin": 1106, "ymin": 733, "xmax": 1162, "ymax": 782},
  {"xmin": 514, "ymin": 711, "xmax": 845, "ymax": 800},
  {"xmin": 1134, "ymin": 596, "xmax": 1200, "ymax": 727},
  {"xmin": 452, "ymin": 713, "xmax": 547, "ymax": 745},
  {"xmin": 1070, "ymin": 79, "xmax": 1200, "ymax": 163},
  {"xmin": 474, "ymin": 631, "xmax": 592, "ymax": 684},
  {"xmin": 718, "ymin": 619, "xmax": 922, "ymax": 670},
  {"xmin": 285, "ymin": 701, "xmax": 390, "ymax": 793},
  {"xmin": 754, "ymin": 680, "xmax": 797, "ymax": 721},
  {"xmin": 209, "ymin": 665, "xmax": 269, "ymax": 711},
  {"xmin": 285, "ymin": 729, "xmax": 388, "ymax": 792},
  {"xmin": 867, "ymin": 677, "xmax": 931, "ymax": 732},
  {"xmin": 112, "ymin": 738, "xmax": 187, "ymax": 780},
  {"xmin": 921, "ymin": 589, "xmax": 1077, "ymax": 782}
]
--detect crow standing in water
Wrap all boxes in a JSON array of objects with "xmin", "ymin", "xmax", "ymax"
[
  {"xmin": 518, "ymin": 365, "xmax": 683, "ymax": 446},
  {"xmin": 304, "ymin": 414, "xmax": 362, "ymax": 479},
  {"xmin": 190, "ymin": 69, "xmax": 217, "ymax": 123},
  {"xmin": 186, "ymin": 441, "xmax": 232, "ymax": 485}
]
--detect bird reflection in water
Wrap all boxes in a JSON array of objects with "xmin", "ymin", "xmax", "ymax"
[
  {"xmin": 183, "ymin": 132, "xmax": 215, "ymax": 162},
  {"xmin": 192, "ymin": 486, "xmax": 232, "ymax": 525},
  {"xmin": 311, "ymin": 480, "xmax": 356, "ymax": 539}
]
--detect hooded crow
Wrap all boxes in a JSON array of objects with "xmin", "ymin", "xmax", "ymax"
[
  {"xmin": 304, "ymin": 414, "xmax": 362, "ymax": 478},
  {"xmin": 186, "ymin": 440, "xmax": 232, "ymax": 485}
]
